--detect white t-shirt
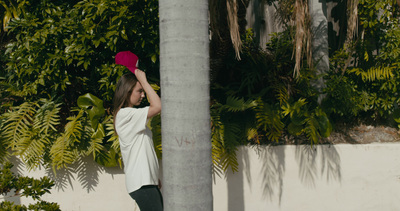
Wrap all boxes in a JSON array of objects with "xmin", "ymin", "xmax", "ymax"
[{"xmin": 115, "ymin": 106, "xmax": 159, "ymax": 193}]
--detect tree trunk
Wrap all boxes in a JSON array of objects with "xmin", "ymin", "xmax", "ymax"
[
  {"xmin": 309, "ymin": 0, "xmax": 329, "ymax": 103},
  {"xmin": 159, "ymin": 0, "xmax": 212, "ymax": 210}
]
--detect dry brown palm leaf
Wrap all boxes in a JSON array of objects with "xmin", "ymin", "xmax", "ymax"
[
  {"xmin": 341, "ymin": 0, "xmax": 359, "ymax": 74},
  {"xmin": 293, "ymin": 0, "xmax": 312, "ymax": 78},
  {"xmin": 227, "ymin": 0, "xmax": 242, "ymax": 60}
]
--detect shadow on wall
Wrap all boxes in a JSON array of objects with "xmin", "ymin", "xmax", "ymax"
[
  {"xmin": 224, "ymin": 145, "xmax": 341, "ymax": 209},
  {"xmin": 258, "ymin": 146, "xmax": 286, "ymax": 205},
  {"xmin": 295, "ymin": 145, "xmax": 341, "ymax": 188},
  {"xmin": 46, "ymin": 156, "xmax": 124, "ymax": 193},
  {"xmin": 7, "ymin": 156, "xmax": 24, "ymax": 205},
  {"xmin": 9, "ymin": 155, "xmax": 124, "ymax": 194},
  {"xmin": 226, "ymin": 147, "xmax": 248, "ymax": 211}
]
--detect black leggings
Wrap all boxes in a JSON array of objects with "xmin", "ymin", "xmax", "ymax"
[{"xmin": 129, "ymin": 185, "xmax": 163, "ymax": 211}]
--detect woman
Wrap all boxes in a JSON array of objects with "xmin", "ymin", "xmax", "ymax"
[{"xmin": 113, "ymin": 61, "xmax": 163, "ymax": 210}]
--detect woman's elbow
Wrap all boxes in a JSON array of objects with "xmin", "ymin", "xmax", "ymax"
[
  {"xmin": 148, "ymin": 104, "xmax": 161, "ymax": 118},
  {"xmin": 154, "ymin": 104, "xmax": 162, "ymax": 114}
]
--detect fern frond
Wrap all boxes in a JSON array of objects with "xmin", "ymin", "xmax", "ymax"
[
  {"xmin": 87, "ymin": 124, "xmax": 106, "ymax": 158},
  {"xmin": 105, "ymin": 116, "xmax": 119, "ymax": 152},
  {"xmin": 220, "ymin": 118, "xmax": 242, "ymax": 174},
  {"xmin": 223, "ymin": 122, "xmax": 241, "ymax": 147},
  {"xmin": 304, "ymin": 115, "xmax": 319, "ymax": 145},
  {"xmin": 211, "ymin": 137, "xmax": 225, "ymax": 177},
  {"xmin": 88, "ymin": 137, "xmax": 105, "ymax": 158},
  {"xmin": 63, "ymin": 110, "xmax": 84, "ymax": 145},
  {"xmin": 247, "ymin": 128, "xmax": 260, "ymax": 144},
  {"xmin": 150, "ymin": 115, "xmax": 162, "ymax": 159},
  {"xmin": 350, "ymin": 66, "xmax": 394, "ymax": 82},
  {"xmin": 211, "ymin": 96, "xmax": 256, "ymax": 174},
  {"xmin": 33, "ymin": 99, "xmax": 61, "ymax": 135},
  {"xmin": 103, "ymin": 116, "xmax": 123, "ymax": 167},
  {"xmin": 17, "ymin": 135, "xmax": 50, "ymax": 170},
  {"xmin": 223, "ymin": 96, "xmax": 256, "ymax": 112},
  {"xmin": 50, "ymin": 135, "xmax": 78, "ymax": 170},
  {"xmin": 211, "ymin": 109, "xmax": 224, "ymax": 176},
  {"xmin": 211, "ymin": 108, "xmax": 240, "ymax": 174},
  {"xmin": 282, "ymin": 98, "xmax": 307, "ymax": 117},
  {"xmin": 220, "ymin": 147, "xmax": 239, "ymax": 173},
  {"xmin": 3, "ymin": 102, "xmax": 37, "ymax": 150},
  {"xmin": 275, "ymin": 83, "xmax": 289, "ymax": 106},
  {"xmin": 213, "ymin": 119, "xmax": 242, "ymax": 174},
  {"xmin": 255, "ymin": 100, "xmax": 284, "ymax": 142},
  {"xmin": 49, "ymin": 110, "xmax": 84, "ymax": 170},
  {"xmin": 0, "ymin": 139, "xmax": 9, "ymax": 163}
]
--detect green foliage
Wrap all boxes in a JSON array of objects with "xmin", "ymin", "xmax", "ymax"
[
  {"xmin": 349, "ymin": 66, "xmax": 395, "ymax": 82},
  {"xmin": 326, "ymin": 0, "xmax": 400, "ymax": 126},
  {"xmin": 210, "ymin": 28, "xmax": 335, "ymax": 173},
  {"xmin": 3, "ymin": 0, "xmax": 159, "ymax": 104},
  {"xmin": 0, "ymin": 0, "xmax": 29, "ymax": 32},
  {"xmin": 2, "ymin": 99, "xmax": 60, "ymax": 170},
  {"xmin": 254, "ymin": 99, "xmax": 284, "ymax": 143},
  {"xmin": 1, "ymin": 0, "xmax": 400, "ymax": 178},
  {"xmin": 0, "ymin": 162, "xmax": 60, "ymax": 210},
  {"xmin": 211, "ymin": 95, "xmax": 256, "ymax": 174},
  {"xmin": 1, "ymin": 0, "xmax": 159, "ymax": 169}
]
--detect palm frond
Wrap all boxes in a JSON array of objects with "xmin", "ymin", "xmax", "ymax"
[
  {"xmin": 226, "ymin": 0, "xmax": 242, "ymax": 59},
  {"xmin": 293, "ymin": 0, "xmax": 312, "ymax": 78}
]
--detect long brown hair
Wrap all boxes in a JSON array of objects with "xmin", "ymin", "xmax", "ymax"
[{"xmin": 113, "ymin": 72, "xmax": 138, "ymax": 133}]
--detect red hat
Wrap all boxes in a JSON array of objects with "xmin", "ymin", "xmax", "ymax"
[{"xmin": 115, "ymin": 51, "xmax": 139, "ymax": 74}]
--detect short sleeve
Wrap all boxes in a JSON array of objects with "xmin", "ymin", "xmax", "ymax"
[{"xmin": 115, "ymin": 107, "xmax": 149, "ymax": 144}]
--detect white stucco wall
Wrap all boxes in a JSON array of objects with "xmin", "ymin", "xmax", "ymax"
[
  {"xmin": 2, "ymin": 143, "xmax": 400, "ymax": 211},
  {"xmin": 213, "ymin": 144, "xmax": 400, "ymax": 211}
]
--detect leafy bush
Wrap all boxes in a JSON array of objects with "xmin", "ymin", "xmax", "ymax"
[
  {"xmin": 325, "ymin": 0, "xmax": 400, "ymax": 126},
  {"xmin": 0, "ymin": 162, "xmax": 60, "ymax": 211},
  {"xmin": 1, "ymin": 0, "xmax": 159, "ymax": 170},
  {"xmin": 1, "ymin": 0, "xmax": 400, "ymax": 176}
]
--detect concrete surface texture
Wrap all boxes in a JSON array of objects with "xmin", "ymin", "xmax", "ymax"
[
  {"xmin": 213, "ymin": 144, "xmax": 400, "ymax": 211},
  {"xmin": 2, "ymin": 143, "xmax": 400, "ymax": 211}
]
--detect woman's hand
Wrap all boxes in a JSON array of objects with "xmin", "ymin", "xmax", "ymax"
[
  {"xmin": 134, "ymin": 69, "xmax": 161, "ymax": 118},
  {"xmin": 134, "ymin": 69, "xmax": 147, "ymax": 83},
  {"xmin": 158, "ymin": 179, "xmax": 162, "ymax": 189}
]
